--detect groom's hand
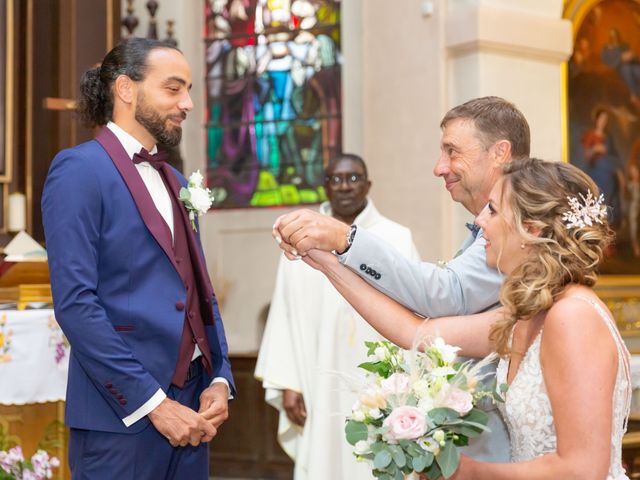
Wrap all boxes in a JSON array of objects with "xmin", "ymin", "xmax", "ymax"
[
  {"xmin": 199, "ymin": 382, "xmax": 230, "ymax": 429},
  {"xmin": 149, "ymin": 398, "xmax": 217, "ymax": 447},
  {"xmin": 273, "ymin": 209, "xmax": 349, "ymax": 257}
]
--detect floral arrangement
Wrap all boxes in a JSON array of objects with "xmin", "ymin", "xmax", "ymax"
[
  {"xmin": 345, "ymin": 339, "xmax": 503, "ymax": 479},
  {"xmin": 0, "ymin": 447, "xmax": 59, "ymax": 480},
  {"xmin": 179, "ymin": 170, "xmax": 215, "ymax": 231}
]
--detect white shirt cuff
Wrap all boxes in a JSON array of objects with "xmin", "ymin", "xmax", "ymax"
[
  {"xmin": 122, "ymin": 388, "xmax": 166, "ymax": 427},
  {"xmin": 211, "ymin": 377, "xmax": 234, "ymax": 400}
]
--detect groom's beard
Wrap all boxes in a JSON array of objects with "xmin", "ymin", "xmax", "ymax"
[{"xmin": 135, "ymin": 93, "xmax": 184, "ymax": 147}]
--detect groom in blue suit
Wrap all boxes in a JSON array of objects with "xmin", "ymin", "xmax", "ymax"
[{"xmin": 42, "ymin": 38, "xmax": 235, "ymax": 479}]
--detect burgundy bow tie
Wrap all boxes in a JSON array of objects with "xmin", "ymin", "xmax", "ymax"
[{"xmin": 133, "ymin": 148, "xmax": 168, "ymax": 170}]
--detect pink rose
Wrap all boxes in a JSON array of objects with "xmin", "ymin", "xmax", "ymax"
[
  {"xmin": 444, "ymin": 387, "xmax": 474, "ymax": 415},
  {"xmin": 383, "ymin": 406, "xmax": 427, "ymax": 443},
  {"xmin": 381, "ymin": 373, "xmax": 412, "ymax": 396}
]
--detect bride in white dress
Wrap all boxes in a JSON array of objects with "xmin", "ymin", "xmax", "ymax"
[{"xmin": 300, "ymin": 158, "xmax": 631, "ymax": 479}]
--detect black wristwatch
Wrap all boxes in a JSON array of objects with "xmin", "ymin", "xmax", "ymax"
[{"xmin": 337, "ymin": 224, "xmax": 357, "ymax": 255}]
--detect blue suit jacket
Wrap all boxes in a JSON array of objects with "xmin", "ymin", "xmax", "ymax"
[{"xmin": 42, "ymin": 134, "xmax": 235, "ymax": 434}]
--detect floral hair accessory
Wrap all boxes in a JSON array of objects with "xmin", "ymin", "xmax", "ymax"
[{"xmin": 561, "ymin": 190, "xmax": 607, "ymax": 230}]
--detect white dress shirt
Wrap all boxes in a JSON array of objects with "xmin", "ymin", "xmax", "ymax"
[{"xmin": 106, "ymin": 123, "xmax": 229, "ymax": 427}]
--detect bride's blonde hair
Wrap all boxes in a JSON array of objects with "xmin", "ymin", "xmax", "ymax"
[{"xmin": 489, "ymin": 158, "xmax": 613, "ymax": 356}]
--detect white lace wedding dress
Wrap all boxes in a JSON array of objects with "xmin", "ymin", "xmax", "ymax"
[{"xmin": 496, "ymin": 296, "xmax": 631, "ymax": 479}]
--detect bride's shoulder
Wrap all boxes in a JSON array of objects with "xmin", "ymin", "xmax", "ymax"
[{"xmin": 541, "ymin": 286, "xmax": 617, "ymax": 358}]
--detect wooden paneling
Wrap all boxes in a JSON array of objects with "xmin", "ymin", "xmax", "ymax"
[
  {"xmin": 210, "ymin": 355, "xmax": 293, "ymax": 479},
  {"xmin": 12, "ymin": 0, "xmax": 120, "ymax": 241}
]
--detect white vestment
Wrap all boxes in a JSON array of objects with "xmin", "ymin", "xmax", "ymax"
[{"xmin": 255, "ymin": 200, "xmax": 420, "ymax": 479}]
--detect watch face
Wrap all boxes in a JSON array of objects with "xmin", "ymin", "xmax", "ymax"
[{"xmin": 348, "ymin": 225, "xmax": 357, "ymax": 245}]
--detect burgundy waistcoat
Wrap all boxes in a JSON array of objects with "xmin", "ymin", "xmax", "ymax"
[{"xmin": 160, "ymin": 168, "xmax": 214, "ymax": 388}]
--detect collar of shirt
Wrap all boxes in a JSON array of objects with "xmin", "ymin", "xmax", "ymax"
[
  {"xmin": 465, "ymin": 222, "xmax": 481, "ymax": 239},
  {"xmin": 106, "ymin": 121, "xmax": 158, "ymax": 161}
]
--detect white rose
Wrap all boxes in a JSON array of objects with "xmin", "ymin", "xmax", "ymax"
[
  {"xmin": 189, "ymin": 170, "xmax": 204, "ymax": 187},
  {"xmin": 354, "ymin": 440, "xmax": 371, "ymax": 455},
  {"xmin": 352, "ymin": 409, "xmax": 366, "ymax": 422},
  {"xmin": 381, "ymin": 373, "xmax": 412, "ymax": 396},
  {"xmin": 368, "ymin": 407, "xmax": 383, "ymax": 419},
  {"xmin": 188, "ymin": 187, "xmax": 213, "ymax": 215},
  {"xmin": 433, "ymin": 337, "xmax": 461, "ymax": 364},
  {"xmin": 417, "ymin": 396, "xmax": 434, "ymax": 413},
  {"xmin": 413, "ymin": 379, "xmax": 431, "ymax": 399},
  {"xmin": 374, "ymin": 346, "xmax": 388, "ymax": 361}
]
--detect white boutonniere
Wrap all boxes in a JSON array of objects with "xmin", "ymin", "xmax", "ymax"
[{"xmin": 179, "ymin": 170, "xmax": 214, "ymax": 232}]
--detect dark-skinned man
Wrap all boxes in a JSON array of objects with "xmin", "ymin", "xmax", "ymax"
[{"xmin": 255, "ymin": 154, "xmax": 419, "ymax": 480}]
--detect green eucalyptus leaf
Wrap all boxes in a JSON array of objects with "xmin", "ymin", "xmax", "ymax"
[
  {"xmin": 462, "ymin": 408, "xmax": 489, "ymax": 426},
  {"xmin": 345, "ymin": 420, "xmax": 369, "ymax": 445},
  {"xmin": 373, "ymin": 450, "xmax": 393, "ymax": 469},
  {"xmin": 388, "ymin": 445, "xmax": 406, "ymax": 468},
  {"xmin": 428, "ymin": 407, "xmax": 460, "ymax": 425},
  {"xmin": 425, "ymin": 460, "xmax": 441, "ymax": 479},
  {"xmin": 179, "ymin": 187, "xmax": 191, "ymax": 201},
  {"xmin": 436, "ymin": 441, "xmax": 460, "ymax": 479},
  {"xmin": 411, "ymin": 454, "xmax": 430, "ymax": 472},
  {"xmin": 398, "ymin": 439, "xmax": 412, "ymax": 449},
  {"xmin": 371, "ymin": 441, "xmax": 387, "ymax": 454},
  {"xmin": 407, "ymin": 442, "xmax": 426, "ymax": 458}
]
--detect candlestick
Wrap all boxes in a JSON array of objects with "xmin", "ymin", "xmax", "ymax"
[{"xmin": 8, "ymin": 192, "xmax": 26, "ymax": 233}]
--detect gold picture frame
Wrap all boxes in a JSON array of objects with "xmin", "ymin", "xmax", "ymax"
[
  {"xmin": 594, "ymin": 275, "xmax": 640, "ymax": 351},
  {"xmin": 564, "ymin": 0, "xmax": 640, "ymax": 337}
]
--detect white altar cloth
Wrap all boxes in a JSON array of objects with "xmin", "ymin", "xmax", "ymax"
[{"xmin": 0, "ymin": 309, "xmax": 69, "ymax": 405}]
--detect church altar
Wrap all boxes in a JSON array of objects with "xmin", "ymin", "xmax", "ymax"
[{"xmin": 0, "ymin": 309, "xmax": 69, "ymax": 405}]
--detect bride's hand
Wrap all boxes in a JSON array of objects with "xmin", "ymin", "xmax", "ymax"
[
  {"xmin": 301, "ymin": 248, "xmax": 339, "ymax": 271},
  {"xmin": 448, "ymin": 455, "xmax": 476, "ymax": 479}
]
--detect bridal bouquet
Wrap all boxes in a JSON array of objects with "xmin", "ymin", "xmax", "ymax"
[{"xmin": 345, "ymin": 339, "xmax": 502, "ymax": 479}]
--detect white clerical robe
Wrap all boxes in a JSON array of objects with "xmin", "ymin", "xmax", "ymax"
[{"xmin": 255, "ymin": 199, "xmax": 420, "ymax": 479}]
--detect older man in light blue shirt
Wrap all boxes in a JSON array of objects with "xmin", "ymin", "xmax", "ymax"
[{"xmin": 274, "ymin": 96, "xmax": 532, "ymax": 462}]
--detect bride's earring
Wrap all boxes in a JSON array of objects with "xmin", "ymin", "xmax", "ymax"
[{"xmin": 520, "ymin": 243, "xmax": 526, "ymax": 249}]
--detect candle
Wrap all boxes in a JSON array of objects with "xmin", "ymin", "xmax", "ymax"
[{"xmin": 8, "ymin": 192, "xmax": 26, "ymax": 232}]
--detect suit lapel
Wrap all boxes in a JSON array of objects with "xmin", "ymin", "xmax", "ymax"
[{"xmin": 95, "ymin": 127, "xmax": 179, "ymax": 274}]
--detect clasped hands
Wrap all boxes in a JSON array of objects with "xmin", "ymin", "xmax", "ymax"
[
  {"xmin": 148, "ymin": 382, "xmax": 229, "ymax": 447},
  {"xmin": 272, "ymin": 209, "xmax": 349, "ymax": 266}
]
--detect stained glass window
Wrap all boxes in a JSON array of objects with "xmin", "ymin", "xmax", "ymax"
[{"xmin": 204, "ymin": 0, "xmax": 342, "ymax": 208}]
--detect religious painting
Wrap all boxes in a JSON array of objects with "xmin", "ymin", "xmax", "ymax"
[
  {"xmin": 204, "ymin": 0, "xmax": 342, "ymax": 208},
  {"xmin": 566, "ymin": 0, "xmax": 640, "ymax": 274}
]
